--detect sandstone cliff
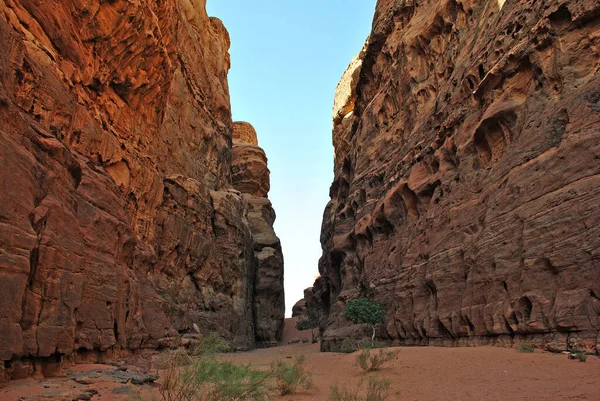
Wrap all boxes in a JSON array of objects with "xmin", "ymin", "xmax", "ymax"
[
  {"xmin": 312, "ymin": 0, "xmax": 600, "ymax": 353},
  {"xmin": 232, "ymin": 122, "xmax": 285, "ymax": 347},
  {"xmin": 0, "ymin": 0, "xmax": 283, "ymax": 383}
]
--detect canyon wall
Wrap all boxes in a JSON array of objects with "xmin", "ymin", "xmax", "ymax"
[
  {"xmin": 0, "ymin": 0, "xmax": 283, "ymax": 383},
  {"xmin": 313, "ymin": 0, "xmax": 600, "ymax": 353},
  {"xmin": 231, "ymin": 122, "xmax": 285, "ymax": 347}
]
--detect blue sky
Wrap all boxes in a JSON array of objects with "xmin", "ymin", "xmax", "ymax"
[{"xmin": 206, "ymin": 1, "xmax": 376, "ymax": 316}]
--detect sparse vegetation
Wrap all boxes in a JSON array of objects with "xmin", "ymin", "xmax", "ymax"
[
  {"xmin": 341, "ymin": 338, "xmax": 356, "ymax": 354},
  {"xmin": 192, "ymin": 332, "xmax": 232, "ymax": 356},
  {"xmin": 153, "ymin": 332, "xmax": 230, "ymax": 374},
  {"xmin": 340, "ymin": 337, "xmax": 388, "ymax": 354},
  {"xmin": 517, "ymin": 343, "xmax": 535, "ymax": 353},
  {"xmin": 329, "ymin": 377, "xmax": 391, "ymax": 401},
  {"xmin": 343, "ymin": 298, "xmax": 386, "ymax": 347},
  {"xmin": 157, "ymin": 357, "xmax": 202, "ymax": 401},
  {"xmin": 149, "ymin": 332, "xmax": 268, "ymax": 401},
  {"xmin": 356, "ymin": 337, "xmax": 388, "ymax": 350},
  {"xmin": 205, "ymin": 361, "xmax": 272, "ymax": 401},
  {"xmin": 355, "ymin": 348, "xmax": 397, "ymax": 372},
  {"xmin": 151, "ymin": 336, "xmax": 314, "ymax": 401},
  {"xmin": 154, "ymin": 348, "xmax": 195, "ymax": 371},
  {"xmin": 572, "ymin": 351, "xmax": 588, "ymax": 362},
  {"xmin": 296, "ymin": 310, "xmax": 320, "ymax": 343},
  {"xmin": 272, "ymin": 355, "xmax": 313, "ymax": 395},
  {"xmin": 158, "ymin": 356, "xmax": 271, "ymax": 401}
]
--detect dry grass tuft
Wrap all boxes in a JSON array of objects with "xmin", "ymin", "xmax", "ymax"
[
  {"xmin": 355, "ymin": 349, "xmax": 398, "ymax": 372},
  {"xmin": 272, "ymin": 354, "xmax": 313, "ymax": 395},
  {"xmin": 329, "ymin": 376, "xmax": 391, "ymax": 401}
]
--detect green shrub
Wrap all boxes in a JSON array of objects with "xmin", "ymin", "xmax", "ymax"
[
  {"xmin": 329, "ymin": 377, "xmax": 391, "ymax": 401},
  {"xmin": 154, "ymin": 348, "xmax": 195, "ymax": 371},
  {"xmin": 271, "ymin": 355, "xmax": 313, "ymax": 395},
  {"xmin": 159, "ymin": 358, "xmax": 203, "ymax": 401},
  {"xmin": 343, "ymin": 299, "xmax": 386, "ymax": 347},
  {"xmin": 153, "ymin": 333, "xmax": 230, "ymax": 374},
  {"xmin": 206, "ymin": 361, "xmax": 271, "ymax": 401},
  {"xmin": 296, "ymin": 310, "xmax": 320, "ymax": 343},
  {"xmin": 517, "ymin": 343, "xmax": 535, "ymax": 353},
  {"xmin": 355, "ymin": 349, "xmax": 397, "ymax": 372},
  {"xmin": 192, "ymin": 332, "xmax": 232, "ymax": 356},
  {"xmin": 341, "ymin": 338, "xmax": 356, "ymax": 354},
  {"xmin": 572, "ymin": 351, "xmax": 588, "ymax": 362},
  {"xmin": 158, "ymin": 356, "xmax": 270, "ymax": 401}
]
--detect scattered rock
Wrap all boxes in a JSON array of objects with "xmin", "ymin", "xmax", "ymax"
[
  {"xmin": 73, "ymin": 389, "xmax": 98, "ymax": 401},
  {"xmin": 111, "ymin": 386, "xmax": 133, "ymax": 395},
  {"xmin": 72, "ymin": 377, "xmax": 95, "ymax": 385},
  {"xmin": 130, "ymin": 374, "xmax": 159, "ymax": 385}
]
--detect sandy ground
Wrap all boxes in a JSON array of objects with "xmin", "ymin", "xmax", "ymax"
[
  {"xmin": 282, "ymin": 316, "xmax": 304, "ymax": 341},
  {"xmin": 224, "ymin": 342, "xmax": 600, "ymax": 401},
  {"xmin": 2, "ymin": 319, "xmax": 599, "ymax": 401}
]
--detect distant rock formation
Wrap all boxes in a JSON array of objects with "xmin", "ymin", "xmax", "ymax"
[
  {"xmin": 292, "ymin": 287, "xmax": 314, "ymax": 318},
  {"xmin": 310, "ymin": 0, "xmax": 600, "ymax": 353},
  {"xmin": 0, "ymin": 0, "xmax": 283, "ymax": 384},
  {"xmin": 232, "ymin": 122, "xmax": 285, "ymax": 347}
]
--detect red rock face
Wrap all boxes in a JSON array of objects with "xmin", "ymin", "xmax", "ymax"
[
  {"xmin": 313, "ymin": 0, "xmax": 600, "ymax": 353},
  {"xmin": 232, "ymin": 122, "xmax": 285, "ymax": 347},
  {"xmin": 0, "ymin": 0, "xmax": 283, "ymax": 383},
  {"xmin": 232, "ymin": 123, "xmax": 270, "ymax": 197}
]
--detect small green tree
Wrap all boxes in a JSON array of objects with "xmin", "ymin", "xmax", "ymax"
[
  {"xmin": 343, "ymin": 298, "xmax": 386, "ymax": 347},
  {"xmin": 296, "ymin": 310, "xmax": 320, "ymax": 343}
]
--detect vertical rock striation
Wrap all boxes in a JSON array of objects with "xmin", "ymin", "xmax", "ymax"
[
  {"xmin": 313, "ymin": 0, "xmax": 600, "ymax": 353},
  {"xmin": 0, "ymin": 0, "xmax": 283, "ymax": 383},
  {"xmin": 231, "ymin": 122, "xmax": 285, "ymax": 347}
]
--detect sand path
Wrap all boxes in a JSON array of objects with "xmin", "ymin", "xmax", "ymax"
[{"xmin": 1, "ymin": 319, "xmax": 599, "ymax": 400}]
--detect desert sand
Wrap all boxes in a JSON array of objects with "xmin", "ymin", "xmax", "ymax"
[{"xmin": 1, "ymin": 319, "xmax": 599, "ymax": 401}]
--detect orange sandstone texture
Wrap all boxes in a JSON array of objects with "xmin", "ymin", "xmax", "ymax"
[
  {"xmin": 0, "ymin": 0, "xmax": 283, "ymax": 383},
  {"xmin": 308, "ymin": 0, "xmax": 600, "ymax": 352}
]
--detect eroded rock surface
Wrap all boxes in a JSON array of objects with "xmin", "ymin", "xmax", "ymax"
[
  {"xmin": 0, "ymin": 0, "xmax": 283, "ymax": 384},
  {"xmin": 292, "ymin": 287, "xmax": 315, "ymax": 318},
  {"xmin": 312, "ymin": 0, "xmax": 600, "ymax": 353},
  {"xmin": 232, "ymin": 122, "xmax": 285, "ymax": 347},
  {"xmin": 232, "ymin": 123, "xmax": 270, "ymax": 197}
]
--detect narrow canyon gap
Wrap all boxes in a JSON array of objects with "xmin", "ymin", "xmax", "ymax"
[
  {"xmin": 0, "ymin": 0, "xmax": 599, "ymax": 390},
  {"xmin": 0, "ymin": 0, "xmax": 283, "ymax": 383}
]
